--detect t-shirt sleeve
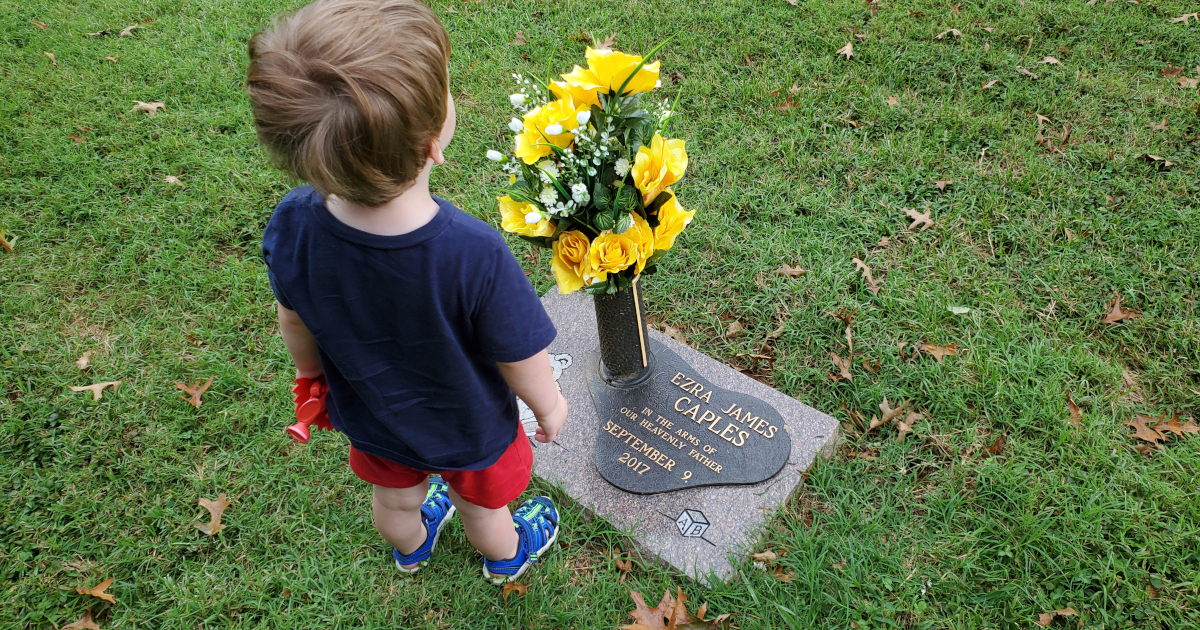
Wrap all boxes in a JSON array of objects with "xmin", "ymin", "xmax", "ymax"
[
  {"xmin": 266, "ymin": 267, "xmax": 293, "ymax": 310},
  {"xmin": 473, "ymin": 244, "xmax": 557, "ymax": 363}
]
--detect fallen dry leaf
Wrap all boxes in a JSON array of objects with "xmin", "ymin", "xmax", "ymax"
[
  {"xmin": 982, "ymin": 26, "xmax": 996, "ymax": 33},
  {"xmin": 903, "ymin": 207, "xmax": 934, "ymax": 231},
  {"xmin": 836, "ymin": 41, "xmax": 854, "ymax": 60},
  {"xmin": 596, "ymin": 33, "xmax": 617, "ymax": 51},
  {"xmin": 75, "ymin": 351, "xmax": 92, "ymax": 370},
  {"xmin": 44, "ymin": 51, "xmax": 58, "ymax": 67},
  {"xmin": 982, "ymin": 433, "xmax": 1007, "ymax": 458},
  {"xmin": 70, "ymin": 381, "xmax": 121, "ymax": 401},
  {"xmin": 1016, "ymin": 67, "xmax": 1039, "ymax": 79},
  {"xmin": 0, "ymin": 229, "xmax": 14, "ymax": 253},
  {"xmin": 1040, "ymin": 55, "xmax": 1061, "ymax": 65},
  {"xmin": 193, "ymin": 492, "xmax": 231, "ymax": 536},
  {"xmin": 1143, "ymin": 154, "xmax": 1175, "ymax": 168},
  {"xmin": 32, "ymin": 20, "xmax": 49, "ymax": 29},
  {"xmin": 886, "ymin": 95, "xmax": 899, "ymax": 106},
  {"xmin": 132, "ymin": 101, "xmax": 165, "ymax": 116},
  {"xmin": 1035, "ymin": 608, "xmax": 1077, "ymax": 627},
  {"xmin": 1177, "ymin": 76, "xmax": 1200, "ymax": 89},
  {"xmin": 919, "ymin": 342, "xmax": 957, "ymax": 363},
  {"xmin": 175, "ymin": 376, "xmax": 214, "ymax": 408},
  {"xmin": 725, "ymin": 321, "xmax": 744, "ymax": 337},
  {"xmin": 774, "ymin": 263, "xmax": 806, "ymax": 277},
  {"xmin": 1034, "ymin": 113, "xmax": 1051, "ymax": 126},
  {"xmin": 981, "ymin": 79, "xmax": 999, "ymax": 90},
  {"xmin": 61, "ymin": 609, "xmax": 100, "ymax": 630},
  {"xmin": 766, "ymin": 324, "xmax": 786, "ymax": 339},
  {"xmin": 896, "ymin": 411, "xmax": 919, "ymax": 442},
  {"xmin": 502, "ymin": 582, "xmax": 528, "ymax": 602},
  {"xmin": 949, "ymin": 2, "xmax": 961, "ymax": 15},
  {"xmin": 667, "ymin": 71, "xmax": 684, "ymax": 84},
  {"xmin": 86, "ymin": 30, "xmax": 109, "ymax": 37},
  {"xmin": 831, "ymin": 560, "xmax": 847, "ymax": 571},
  {"xmin": 827, "ymin": 308, "xmax": 855, "ymax": 356},
  {"xmin": 625, "ymin": 588, "xmax": 692, "ymax": 630},
  {"xmin": 119, "ymin": 24, "xmax": 141, "ymax": 37},
  {"xmin": 663, "ymin": 325, "xmax": 688, "ymax": 345},
  {"xmin": 1155, "ymin": 412, "xmax": 1199, "ymax": 438},
  {"xmin": 874, "ymin": 236, "xmax": 891, "ymax": 249},
  {"xmin": 165, "ymin": 175, "xmax": 183, "ymax": 185},
  {"xmin": 830, "ymin": 352, "xmax": 853, "ymax": 382},
  {"xmin": 851, "ymin": 257, "xmax": 881, "ymax": 295},
  {"xmin": 751, "ymin": 550, "xmax": 777, "ymax": 563},
  {"xmin": 1127, "ymin": 414, "xmax": 1166, "ymax": 444},
  {"xmin": 1169, "ymin": 12, "xmax": 1198, "ymax": 24},
  {"xmin": 104, "ymin": 56, "xmax": 118, "ymax": 63},
  {"xmin": 775, "ymin": 97, "xmax": 801, "ymax": 112},
  {"xmin": 1066, "ymin": 392, "xmax": 1082, "ymax": 426},
  {"xmin": 614, "ymin": 548, "xmax": 633, "ymax": 572},
  {"xmin": 1102, "ymin": 295, "xmax": 1141, "ymax": 324},
  {"xmin": 771, "ymin": 565, "xmax": 795, "ymax": 583},
  {"xmin": 872, "ymin": 397, "xmax": 908, "ymax": 431},
  {"xmin": 1164, "ymin": 65, "xmax": 1184, "ymax": 78},
  {"xmin": 932, "ymin": 179, "xmax": 954, "ymax": 191},
  {"xmin": 510, "ymin": 30, "xmax": 528, "ymax": 46},
  {"xmin": 1151, "ymin": 118, "xmax": 1168, "ymax": 131},
  {"xmin": 936, "ymin": 29, "xmax": 962, "ymax": 40},
  {"xmin": 76, "ymin": 578, "xmax": 117, "ymax": 603}
]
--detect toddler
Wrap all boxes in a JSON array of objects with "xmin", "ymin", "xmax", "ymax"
[{"xmin": 246, "ymin": 0, "xmax": 567, "ymax": 583}]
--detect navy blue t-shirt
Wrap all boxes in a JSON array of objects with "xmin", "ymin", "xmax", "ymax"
[{"xmin": 262, "ymin": 186, "xmax": 556, "ymax": 471}]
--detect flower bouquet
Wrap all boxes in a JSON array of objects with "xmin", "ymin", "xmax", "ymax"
[{"xmin": 489, "ymin": 44, "xmax": 694, "ymax": 297}]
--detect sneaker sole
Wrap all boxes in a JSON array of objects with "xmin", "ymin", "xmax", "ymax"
[
  {"xmin": 395, "ymin": 504, "xmax": 457, "ymax": 574},
  {"xmin": 484, "ymin": 510, "xmax": 560, "ymax": 585}
]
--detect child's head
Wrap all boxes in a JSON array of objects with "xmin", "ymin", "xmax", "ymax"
[{"xmin": 246, "ymin": 0, "xmax": 453, "ymax": 207}]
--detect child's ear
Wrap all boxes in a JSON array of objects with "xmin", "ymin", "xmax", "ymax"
[{"xmin": 428, "ymin": 136, "xmax": 446, "ymax": 166}]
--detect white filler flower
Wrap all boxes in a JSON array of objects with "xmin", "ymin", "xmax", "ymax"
[
  {"xmin": 524, "ymin": 211, "xmax": 543, "ymax": 225},
  {"xmin": 576, "ymin": 110, "xmax": 591, "ymax": 125},
  {"xmin": 485, "ymin": 150, "xmax": 504, "ymax": 162},
  {"xmin": 508, "ymin": 118, "xmax": 523, "ymax": 133},
  {"xmin": 539, "ymin": 187, "xmax": 558, "ymax": 205},
  {"xmin": 614, "ymin": 157, "xmax": 631, "ymax": 178},
  {"xmin": 543, "ymin": 123, "xmax": 564, "ymax": 136},
  {"xmin": 571, "ymin": 183, "xmax": 590, "ymax": 204},
  {"xmin": 509, "ymin": 93, "xmax": 526, "ymax": 107}
]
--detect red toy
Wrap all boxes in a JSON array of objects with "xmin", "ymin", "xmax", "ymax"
[{"xmin": 287, "ymin": 375, "xmax": 338, "ymax": 443}]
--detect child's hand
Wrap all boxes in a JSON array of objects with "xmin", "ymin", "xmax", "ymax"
[{"xmin": 534, "ymin": 392, "xmax": 568, "ymax": 443}]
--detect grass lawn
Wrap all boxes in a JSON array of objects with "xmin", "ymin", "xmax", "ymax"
[{"xmin": 3, "ymin": 0, "xmax": 1199, "ymax": 627}]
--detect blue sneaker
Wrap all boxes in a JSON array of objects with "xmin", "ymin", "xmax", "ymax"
[
  {"xmin": 392, "ymin": 475, "xmax": 456, "ymax": 574},
  {"xmin": 482, "ymin": 496, "xmax": 560, "ymax": 584}
]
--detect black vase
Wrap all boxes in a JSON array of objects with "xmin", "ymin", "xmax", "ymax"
[{"xmin": 592, "ymin": 278, "xmax": 654, "ymax": 386}]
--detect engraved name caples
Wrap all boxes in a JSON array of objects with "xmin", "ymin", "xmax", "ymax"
[{"xmin": 671, "ymin": 372, "xmax": 779, "ymax": 448}]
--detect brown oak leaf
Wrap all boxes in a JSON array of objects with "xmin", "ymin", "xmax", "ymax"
[
  {"xmin": 61, "ymin": 609, "xmax": 100, "ymax": 630},
  {"xmin": 1151, "ymin": 118, "xmax": 1168, "ymax": 131},
  {"xmin": 903, "ymin": 207, "xmax": 934, "ymax": 231},
  {"xmin": 1040, "ymin": 55, "xmax": 1061, "ymax": 65},
  {"xmin": 596, "ymin": 33, "xmax": 617, "ymax": 51},
  {"xmin": 982, "ymin": 433, "xmax": 1007, "ymax": 458},
  {"xmin": 1035, "ymin": 608, "xmax": 1077, "ymax": 627},
  {"xmin": 1066, "ymin": 392, "xmax": 1082, "ymax": 426},
  {"xmin": 830, "ymin": 352, "xmax": 852, "ymax": 382},
  {"xmin": 826, "ymin": 308, "xmax": 855, "ymax": 356},
  {"xmin": 0, "ymin": 229, "xmax": 14, "ymax": 253},
  {"xmin": 725, "ymin": 321, "xmax": 744, "ymax": 337},
  {"xmin": 132, "ymin": 101, "xmax": 165, "ymax": 116},
  {"xmin": 869, "ymin": 397, "xmax": 908, "ymax": 431},
  {"xmin": 624, "ymin": 588, "xmax": 691, "ymax": 630},
  {"xmin": 919, "ymin": 342, "xmax": 957, "ymax": 363},
  {"xmin": 175, "ymin": 376, "xmax": 214, "ymax": 408},
  {"xmin": 510, "ymin": 30, "xmax": 528, "ymax": 46},
  {"xmin": 119, "ymin": 24, "xmax": 141, "ymax": 37},
  {"xmin": 193, "ymin": 493, "xmax": 231, "ymax": 536},
  {"xmin": 1102, "ymin": 295, "xmax": 1140, "ymax": 324},
  {"xmin": 32, "ymin": 20, "xmax": 49, "ymax": 29},
  {"xmin": 1155, "ymin": 413, "xmax": 1199, "ymax": 438},
  {"xmin": 886, "ymin": 95, "xmax": 899, "ymax": 106},
  {"xmin": 981, "ymin": 79, "xmax": 999, "ymax": 90},
  {"xmin": 836, "ymin": 41, "xmax": 854, "ymax": 60},
  {"xmin": 936, "ymin": 29, "xmax": 962, "ymax": 39},
  {"xmin": 75, "ymin": 351, "xmax": 92, "ymax": 370},
  {"xmin": 774, "ymin": 263, "xmax": 807, "ymax": 277},
  {"xmin": 932, "ymin": 179, "xmax": 955, "ymax": 191},
  {"xmin": 502, "ymin": 582, "xmax": 527, "ymax": 602},
  {"xmin": 1126, "ymin": 414, "xmax": 1165, "ymax": 444},
  {"xmin": 1164, "ymin": 65, "xmax": 1184, "ymax": 78},
  {"xmin": 663, "ymin": 325, "xmax": 689, "ymax": 346},
  {"xmin": 1169, "ymin": 12, "xmax": 1198, "ymax": 24},
  {"xmin": 896, "ymin": 411, "xmax": 920, "ymax": 442},
  {"xmin": 1016, "ymin": 67, "xmax": 1039, "ymax": 79},
  {"xmin": 751, "ymin": 550, "xmax": 777, "ymax": 563},
  {"xmin": 1143, "ymin": 154, "xmax": 1175, "ymax": 167},
  {"xmin": 69, "ymin": 381, "xmax": 121, "ymax": 401},
  {"xmin": 45, "ymin": 51, "xmax": 58, "ymax": 67},
  {"xmin": 76, "ymin": 578, "xmax": 117, "ymax": 603},
  {"xmin": 851, "ymin": 258, "xmax": 881, "ymax": 295}
]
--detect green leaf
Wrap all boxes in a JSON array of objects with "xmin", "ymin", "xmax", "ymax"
[
  {"xmin": 594, "ymin": 210, "xmax": 616, "ymax": 231},
  {"xmin": 592, "ymin": 182, "xmax": 612, "ymax": 211},
  {"xmin": 613, "ymin": 185, "xmax": 636, "ymax": 214},
  {"xmin": 614, "ymin": 212, "xmax": 633, "ymax": 234}
]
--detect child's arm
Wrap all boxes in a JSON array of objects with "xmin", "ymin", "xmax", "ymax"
[
  {"xmin": 497, "ymin": 349, "xmax": 567, "ymax": 443},
  {"xmin": 277, "ymin": 302, "xmax": 323, "ymax": 378}
]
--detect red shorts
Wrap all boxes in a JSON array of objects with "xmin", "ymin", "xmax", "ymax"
[{"xmin": 348, "ymin": 432, "xmax": 532, "ymax": 510}]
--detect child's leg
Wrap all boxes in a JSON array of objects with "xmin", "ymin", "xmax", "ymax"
[
  {"xmin": 447, "ymin": 487, "xmax": 519, "ymax": 562},
  {"xmin": 372, "ymin": 478, "xmax": 430, "ymax": 562}
]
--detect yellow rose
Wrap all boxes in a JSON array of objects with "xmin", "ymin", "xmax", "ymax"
[
  {"xmin": 514, "ymin": 97, "xmax": 584, "ymax": 164},
  {"xmin": 652, "ymin": 191, "xmax": 695, "ymax": 251},
  {"xmin": 586, "ymin": 230, "xmax": 639, "ymax": 280},
  {"xmin": 549, "ymin": 80, "xmax": 600, "ymax": 110},
  {"xmin": 630, "ymin": 134, "xmax": 687, "ymax": 205},
  {"xmin": 497, "ymin": 196, "xmax": 555, "ymax": 237},
  {"xmin": 561, "ymin": 47, "xmax": 660, "ymax": 96},
  {"xmin": 550, "ymin": 230, "xmax": 590, "ymax": 294},
  {"xmin": 626, "ymin": 213, "xmax": 655, "ymax": 274}
]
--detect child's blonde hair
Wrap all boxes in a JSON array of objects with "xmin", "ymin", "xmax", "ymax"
[{"xmin": 246, "ymin": 0, "xmax": 451, "ymax": 207}]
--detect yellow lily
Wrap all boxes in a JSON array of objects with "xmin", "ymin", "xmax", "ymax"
[
  {"xmin": 497, "ymin": 196, "xmax": 555, "ymax": 237},
  {"xmin": 631, "ymin": 133, "xmax": 687, "ymax": 205},
  {"xmin": 514, "ymin": 97, "xmax": 585, "ymax": 164},
  {"xmin": 651, "ymin": 191, "xmax": 695, "ymax": 251},
  {"xmin": 561, "ymin": 47, "xmax": 660, "ymax": 96}
]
